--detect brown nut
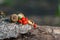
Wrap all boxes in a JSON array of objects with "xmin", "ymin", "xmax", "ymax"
[{"xmin": 10, "ymin": 14, "xmax": 18, "ymax": 23}]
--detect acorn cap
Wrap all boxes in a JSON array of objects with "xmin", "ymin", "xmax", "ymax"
[{"xmin": 10, "ymin": 14, "xmax": 18, "ymax": 23}]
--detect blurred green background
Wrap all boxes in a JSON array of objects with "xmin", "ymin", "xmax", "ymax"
[
  {"xmin": 0, "ymin": 0, "xmax": 60, "ymax": 26},
  {"xmin": 0, "ymin": 0, "xmax": 58, "ymax": 16}
]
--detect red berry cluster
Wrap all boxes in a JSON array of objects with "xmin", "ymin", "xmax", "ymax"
[{"xmin": 18, "ymin": 17, "xmax": 28, "ymax": 25}]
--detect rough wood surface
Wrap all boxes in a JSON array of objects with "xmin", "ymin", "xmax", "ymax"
[
  {"xmin": 4, "ymin": 26, "xmax": 60, "ymax": 40},
  {"xmin": 0, "ymin": 16, "xmax": 60, "ymax": 40}
]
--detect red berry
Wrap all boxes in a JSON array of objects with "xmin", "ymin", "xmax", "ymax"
[
  {"xmin": 21, "ymin": 17, "xmax": 26, "ymax": 22},
  {"xmin": 23, "ymin": 21, "xmax": 28, "ymax": 25},
  {"xmin": 18, "ymin": 20, "xmax": 22, "ymax": 23},
  {"xmin": 25, "ymin": 18, "xmax": 28, "ymax": 21},
  {"xmin": 34, "ymin": 24, "xmax": 37, "ymax": 29}
]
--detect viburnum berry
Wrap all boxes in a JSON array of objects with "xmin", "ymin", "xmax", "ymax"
[
  {"xmin": 34, "ymin": 24, "xmax": 37, "ymax": 29},
  {"xmin": 22, "ymin": 20, "xmax": 28, "ymax": 25},
  {"xmin": 21, "ymin": 17, "xmax": 26, "ymax": 22},
  {"xmin": 25, "ymin": 17, "xmax": 28, "ymax": 21},
  {"xmin": 18, "ymin": 20, "xmax": 22, "ymax": 24}
]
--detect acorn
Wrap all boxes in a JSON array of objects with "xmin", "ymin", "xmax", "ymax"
[
  {"xmin": 10, "ymin": 14, "xmax": 18, "ymax": 23},
  {"xmin": 28, "ymin": 20, "xmax": 34, "ymax": 25}
]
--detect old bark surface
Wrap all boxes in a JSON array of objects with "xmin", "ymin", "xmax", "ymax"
[{"xmin": 5, "ymin": 26, "xmax": 60, "ymax": 40}]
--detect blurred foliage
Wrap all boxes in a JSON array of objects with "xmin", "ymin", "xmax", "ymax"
[
  {"xmin": 0, "ymin": 0, "xmax": 59, "ymax": 17},
  {"xmin": 4, "ymin": 0, "xmax": 14, "ymax": 6},
  {"xmin": 58, "ymin": 4, "xmax": 60, "ymax": 16},
  {"xmin": 58, "ymin": 5, "xmax": 60, "ymax": 16},
  {"xmin": 3, "ymin": 0, "xmax": 28, "ymax": 7},
  {"xmin": 55, "ymin": 0, "xmax": 60, "ymax": 17}
]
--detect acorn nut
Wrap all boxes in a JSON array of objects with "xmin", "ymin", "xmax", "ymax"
[{"xmin": 10, "ymin": 14, "xmax": 18, "ymax": 23}]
